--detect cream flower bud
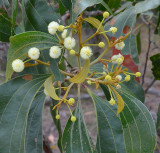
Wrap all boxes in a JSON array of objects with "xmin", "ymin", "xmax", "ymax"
[
  {"xmin": 61, "ymin": 29, "xmax": 68, "ymax": 39},
  {"xmin": 64, "ymin": 37, "xmax": 76, "ymax": 49},
  {"xmin": 109, "ymin": 98, "xmax": 115, "ymax": 105},
  {"xmin": 87, "ymin": 80, "xmax": 92, "ymax": 85},
  {"xmin": 116, "ymin": 75, "xmax": 122, "ymax": 81},
  {"xmin": 115, "ymin": 41, "xmax": 125, "ymax": 50},
  {"xmin": 12, "ymin": 59, "xmax": 24, "ymax": 72},
  {"xmin": 58, "ymin": 25, "xmax": 65, "ymax": 32},
  {"xmin": 116, "ymin": 84, "xmax": 121, "ymax": 89},
  {"xmin": 80, "ymin": 46, "xmax": 93, "ymax": 60},
  {"xmin": 48, "ymin": 21, "xmax": 59, "ymax": 35},
  {"xmin": 68, "ymin": 98, "xmax": 75, "ymax": 105},
  {"xmin": 105, "ymin": 75, "xmax": 112, "ymax": 81},
  {"xmin": 135, "ymin": 72, "xmax": 141, "ymax": 77},
  {"xmin": 125, "ymin": 75, "xmax": 131, "ymax": 82},
  {"xmin": 109, "ymin": 27, "xmax": 118, "ymax": 34},
  {"xmin": 56, "ymin": 115, "xmax": 60, "ymax": 120},
  {"xmin": 116, "ymin": 58, "xmax": 123, "ymax": 65},
  {"xmin": 69, "ymin": 49, "xmax": 76, "ymax": 55},
  {"xmin": 49, "ymin": 46, "xmax": 61, "ymax": 59},
  {"xmin": 71, "ymin": 116, "xmax": 76, "ymax": 122},
  {"xmin": 103, "ymin": 11, "xmax": 109, "ymax": 18},
  {"xmin": 98, "ymin": 42, "xmax": 105, "ymax": 48},
  {"xmin": 28, "ymin": 47, "xmax": 40, "ymax": 60}
]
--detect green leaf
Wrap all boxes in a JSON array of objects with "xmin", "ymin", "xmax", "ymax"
[
  {"xmin": 104, "ymin": 0, "xmax": 121, "ymax": 9},
  {"xmin": 12, "ymin": 0, "xmax": 18, "ymax": 35},
  {"xmin": 56, "ymin": 0, "xmax": 67, "ymax": 15},
  {"xmin": 101, "ymin": 1, "xmax": 113, "ymax": 15},
  {"xmin": 0, "ymin": 9, "xmax": 12, "ymax": 42},
  {"xmin": 0, "ymin": 0, "xmax": 9, "ymax": 9},
  {"xmin": 6, "ymin": 31, "xmax": 59, "ymax": 80},
  {"xmin": 0, "ymin": 74, "xmax": 50, "ymax": 153},
  {"xmin": 88, "ymin": 88, "xmax": 156, "ymax": 153},
  {"xmin": 156, "ymin": 104, "xmax": 160, "ymax": 130},
  {"xmin": 135, "ymin": 0, "xmax": 160, "ymax": 14},
  {"xmin": 60, "ymin": 0, "xmax": 103, "ymax": 23},
  {"xmin": 62, "ymin": 100, "xmax": 96, "ymax": 153},
  {"xmin": 150, "ymin": 53, "xmax": 160, "ymax": 80},
  {"xmin": 25, "ymin": 92, "xmax": 46, "ymax": 153},
  {"xmin": 22, "ymin": 0, "xmax": 61, "ymax": 32},
  {"xmin": 119, "ymin": 91, "xmax": 156, "ymax": 153},
  {"xmin": 88, "ymin": 88, "xmax": 126, "ymax": 153},
  {"xmin": 136, "ymin": 31, "xmax": 141, "ymax": 55}
]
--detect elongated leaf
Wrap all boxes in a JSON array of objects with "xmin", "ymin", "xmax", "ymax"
[
  {"xmin": 12, "ymin": 0, "xmax": 18, "ymax": 34},
  {"xmin": 0, "ymin": 0, "xmax": 9, "ymax": 9},
  {"xmin": 150, "ymin": 53, "xmax": 160, "ymax": 80},
  {"xmin": 0, "ymin": 74, "xmax": 50, "ymax": 153},
  {"xmin": 103, "ymin": 0, "xmax": 121, "ymax": 9},
  {"xmin": 22, "ymin": 0, "xmax": 61, "ymax": 32},
  {"xmin": 111, "ymin": 87, "xmax": 125, "ymax": 116},
  {"xmin": 84, "ymin": 17, "xmax": 104, "ymax": 32},
  {"xmin": 136, "ymin": 31, "xmax": 141, "ymax": 55},
  {"xmin": 88, "ymin": 89, "xmax": 126, "ymax": 153},
  {"xmin": 70, "ymin": 59, "xmax": 90, "ymax": 83},
  {"xmin": 25, "ymin": 92, "xmax": 46, "ymax": 153},
  {"xmin": 156, "ymin": 104, "xmax": 160, "ymax": 130},
  {"xmin": 101, "ymin": 1, "xmax": 113, "ymax": 15},
  {"xmin": 60, "ymin": 0, "xmax": 103, "ymax": 23},
  {"xmin": 88, "ymin": 88, "xmax": 156, "ymax": 153},
  {"xmin": 62, "ymin": 100, "xmax": 96, "ymax": 153},
  {"xmin": 135, "ymin": 0, "xmax": 160, "ymax": 14},
  {"xmin": 44, "ymin": 76, "xmax": 61, "ymax": 100},
  {"xmin": 0, "ymin": 9, "xmax": 12, "ymax": 42},
  {"xmin": 6, "ymin": 31, "xmax": 59, "ymax": 80}
]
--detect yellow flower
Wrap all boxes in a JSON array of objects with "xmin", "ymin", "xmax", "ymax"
[
  {"xmin": 58, "ymin": 25, "xmax": 65, "ymax": 32},
  {"xmin": 109, "ymin": 27, "xmax": 117, "ymax": 34},
  {"xmin": 105, "ymin": 75, "xmax": 112, "ymax": 82},
  {"xmin": 87, "ymin": 80, "xmax": 92, "ymax": 85},
  {"xmin": 69, "ymin": 50, "xmax": 76, "ymax": 55},
  {"xmin": 109, "ymin": 98, "xmax": 115, "ymax": 105},
  {"xmin": 125, "ymin": 75, "xmax": 130, "ymax": 82}
]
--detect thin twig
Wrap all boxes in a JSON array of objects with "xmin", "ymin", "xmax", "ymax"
[
  {"xmin": 142, "ymin": 24, "xmax": 151, "ymax": 86},
  {"xmin": 145, "ymin": 78, "xmax": 156, "ymax": 93}
]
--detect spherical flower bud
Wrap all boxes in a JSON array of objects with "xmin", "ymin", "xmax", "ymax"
[
  {"xmin": 109, "ymin": 98, "xmax": 115, "ymax": 105},
  {"xmin": 116, "ymin": 84, "xmax": 121, "ymax": 89},
  {"xmin": 12, "ymin": 59, "xmax": 24, "ymax": 72},
  {"xmin": 135, "ymin": 72, "xmax": 141, "ymax": 77},
  {"xmin": 87, "ymin": 80, "xmax": 91, "ymax": 85},
  {"xmin": 58, "ymin": 25, "xmax": 65, "ymax": 32},
  {"xmin": 69, "ymin": 49, "xmax": 76, "ymax": 55},
  {"xmin": 117, "ymin": 53, "xmax": 124, "ymax": 60},
  {"xmin": 48, "ymin": 21, "xmax": 59, "ymax": 35},
  {"xmin": 115, "ymin": 41, "xmax": 125, "ymax": 50},
  {"xmin": 125, "ymin": 75, "xmax": 130, "ymax": 82},
  {"xmin": 80, "ymin": 46, "xmax": 93, "ymax": 60},
  {"xmin": 103, "ymin": 11, "xmax": 109, "ymax": 18},
  {"xmin": 105, "ymin": 75, "xmax": 112, "ymax": 81},
  {"xmin": 28, "ymin": 47, "xmax": 40, "ymax": 60},
  {"xmin": 61, "ymin": 29, "xmax": 68, "ymax": 39},
  {"xmin": 64, "ymin": 37, "xmax": 76, "ymax": 50},
  {"xmin": 49, "ymin": 46, "xmax": 61, "ymax": 59},
  {"xmin": 71, "ymin": 116, "xmax": 76, "ymax": 122},
  {"xmin": 116, "ymin": 58, "xmax": 123, "ymax": 65},
  {"xmin": 109, "ymin": 27, "xmax": 118, "ymax": 34},
  {"xmin": 98, "ymin": 42, "xmax": 105, "ymax": 48},
  {"xmin": 68, "ymin": 98, "xmax": 75, "ymax": 105},
  {"xmin": 44, "ymin": 88, "xmax": 49, "ymax": 96},
  {"xmin": 115, "ymin": 75, "xmax": 122, "ymax": 81},
  {"xmin": 56, "ymin": 114, "xmax": 60, "ymax": 120}
]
